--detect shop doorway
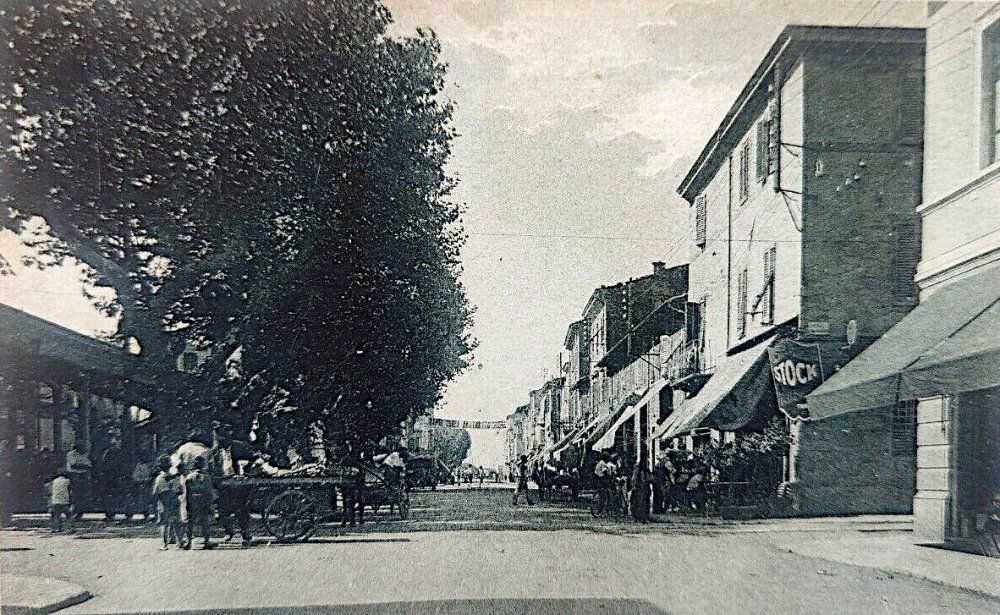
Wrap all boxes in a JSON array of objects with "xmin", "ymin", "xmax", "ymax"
[{"xmin": 952, "ymin": 387, "xmax": 1000, "ymax": 541}]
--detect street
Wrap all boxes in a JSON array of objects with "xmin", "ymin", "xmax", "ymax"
[{"xmin": 3, "ymin": 486, "xmax": 998, "ymax": 614}]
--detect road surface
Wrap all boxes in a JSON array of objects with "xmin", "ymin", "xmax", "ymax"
[{"xmin": 2, "ymin": 486, "xmax": 996, "ymax": 614}]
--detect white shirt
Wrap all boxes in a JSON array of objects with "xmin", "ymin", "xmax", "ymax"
[{"xmin": 49, "ymin": 476, "xmax": 71, "ymax": 505}]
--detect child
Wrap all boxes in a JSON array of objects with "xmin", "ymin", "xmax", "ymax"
[
  {"xmin": 185, "ymin": 456, "xmax": 215, "ymax": 550},
  {"xmin": 152, "ymin": 456, "xmax": 186, "ymax": 550},
  {"xmin": 45, "ymin": 471, "xmax": 72, "ymax": 532}
]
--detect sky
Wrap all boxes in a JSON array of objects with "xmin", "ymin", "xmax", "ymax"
[{"xmin": 0, "ymin": 0, "xmax": 925, "ymax": 467}]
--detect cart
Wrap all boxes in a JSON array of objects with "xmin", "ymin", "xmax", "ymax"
[
  {"xmin": 217, "ymin": 466, "xmax": 359, "ymax": 542},
  {"xmin": 358, "ymin": 464, "xmax": 410, "ymax": 521}
]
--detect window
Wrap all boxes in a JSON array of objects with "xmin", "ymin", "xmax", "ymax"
[
  {"xmin": 755, "ymin": 121, "xmax": 769, "ymax": 182},
  {"xmin": 982, "ymin": 20, "xmax": 1000, "ymax": 167},
  {"xmin": 737, "ymin": 268, "xmax": 748, "ymax": 339},
  {"xmin": 738, "ymin": 141, "xmax": 750, "ymax": 202},
  {"xmin": 891, "ymin": 219, "xmax": 919, "ymax": 307},
  {"xmin": 892, "ymin": 400, "xmax": 917, "ymax": 457},
  {"xmin": 762, "ymin": 246, "xmax": 776, "ymax": 325},
  {"xmin": 695, "ymin": 193, "xmax": 707, "ymax": 248}
]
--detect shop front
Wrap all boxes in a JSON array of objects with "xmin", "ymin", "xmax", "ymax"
[{"xmin": 808, "ymin": 264, "xmax": 1000, "ymax": 546}]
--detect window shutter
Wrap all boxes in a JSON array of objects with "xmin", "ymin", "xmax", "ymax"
[
  {"xmin": 739, "ymin": 141, "xmax": 751, "ymax": 202},
  {"xmin": 695, "ymin": 194, "xmax": 707, "ymax": 248},
  {"xmin": 891, "ymin": 219, "xmax": 920, "ymax": 307},
  {"xmin": 898, "ymin": 70, "xmax": 923, "ymax": 145},
  {"xmin": 763, "ymin": 246, "xmax": 776, "ymax": 325},
  {"xmin": 756, "ymin": 121, "xmax": 769, "ymax": 181},
  {"xmin": 737, "ymin": 269, "xmax": 748, "ymax": 339}
]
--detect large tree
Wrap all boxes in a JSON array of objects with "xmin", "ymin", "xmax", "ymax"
[{"xmin": 0, "ymin": 0, "xmax": 473, "ymax": 449}]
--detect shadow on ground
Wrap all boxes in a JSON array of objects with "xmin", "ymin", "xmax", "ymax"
[{"xmin": 126, "ymin": 598, "xmax": 669, "ymax": 615}]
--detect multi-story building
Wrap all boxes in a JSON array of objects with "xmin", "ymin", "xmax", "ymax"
[
  {"xmin": 558, "ymin": 262, "xmax": 687, "ymax": 470},
  {"xmin": 562, "ymin": 320, "xmax": 590, "ymax": 430},
  {"xmin": 504, "ymin": 406, "xmax": 527, "ymax": 480},
  {"xmin": 810, "ymin": 2, "xmax": 1000, "ymax": 546},
  {"xmin": 658, "ymin": 25, "xmax": 926, "ymax": 515}
]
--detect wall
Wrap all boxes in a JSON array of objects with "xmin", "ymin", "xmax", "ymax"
[
  {"xmin": 795, "ymin": 407, "xmax": 916, "ymax": 515},
  {"xmin": 800, "ymin": 43, "xmax": 924, "ymax": 344},
  {"xmin": 919, "ymin": 2, "xmax": 1000, "ymax": 293},
  {"xmin": 727, "ymin": 62, "xmax": 805, "ymax": 352}
]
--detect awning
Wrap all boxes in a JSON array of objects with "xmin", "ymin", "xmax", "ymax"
[
  {"xmin": 593, "ymin": 379, "xmax": 670, "ymax": 450},
  {"xmin": 551, "ymin": 426, "xmax": 582, "ymax": 458},
  {"xmin": 807, "ymin": 263, "xmax": 1000, "ymax": 419},
  {"xmin": 652, "ymin": 335, "xmax": 775, "ymax": 441}
]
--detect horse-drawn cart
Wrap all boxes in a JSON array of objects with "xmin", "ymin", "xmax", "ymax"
[{"xmin": 216, "ymin": 463, "xmax": 409, "ymax": 542}]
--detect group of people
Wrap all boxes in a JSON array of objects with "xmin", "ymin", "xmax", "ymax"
[
  {"xmin": 42, "ymin": 421, "xmax": 255, "ymax": 549},
  {"xmin": 651, "ymin": 451, "xmax": 711, "ymax": 514}
]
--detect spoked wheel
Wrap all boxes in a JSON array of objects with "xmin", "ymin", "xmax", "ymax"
[
  {"xmin": 398, "ymin": 493, "xmax": 410, "ymax": 520},
  {"xmin": 590, "ymin": 493, "xmax": 605, "ymax": 518},
  {"xmin": 263, "ymin": 489, "xmax": 318, "ymax": 542}
]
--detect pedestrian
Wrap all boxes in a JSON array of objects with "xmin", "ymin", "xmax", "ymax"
[
  {"xmin": 185, "ymin": 456, "xmax": 215, "ymax": 550},
  {"xmin": 45, "ymin": 471, "xmax": 73, "ymax": 532},
  {"xmin": 512, "ymin": 454, "xmax": 534, "ymax": 506},
  {"xmin": 64, "ymin": 443, "xmax": 92, "ymax": 518},
  {"xmin": 153, "ymin": 456, "xmax": 186, "ymax": 550},
  {"xmin": 652, "ymin": 454, "xmax": 670, "ymax": 514},
  {"xmin": 98, "ymin": 436, "xmax": 128, "ymax": 521},
  {"xmin": 631, "ymin": 460, "xmax": 651, "ymax": 522},
  {"xmin": 210, "ymin": 423, "xmax": 253, "ymax": 546},
  {"xmin": 478, "ymin": 466, "xmax": 484, "ymax": 488},
  {"xmin": 127, "ymin": 454, "xmax": 152, "ymax": 522}
]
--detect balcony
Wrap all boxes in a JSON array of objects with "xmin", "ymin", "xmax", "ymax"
[{"xmin": 662, "ymin": 338, "xmax": 713, "ymax": 395}]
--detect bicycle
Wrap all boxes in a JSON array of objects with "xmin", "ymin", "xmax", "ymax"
[{"xmin": 590, "ymin": 479, "xmax": 627, "ymax": 519}]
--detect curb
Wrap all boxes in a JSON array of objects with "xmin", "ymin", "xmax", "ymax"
[
  {"xmin": 777, "ymin": 543, "xmax": 1000, "ymax": 601},
  {"xmin": 1, "ymin": 576, "xmax": 92, "ymax": 615}
]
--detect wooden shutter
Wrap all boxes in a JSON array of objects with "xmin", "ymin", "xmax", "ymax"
[
  {"xmin": 756, "ymin": 121, "xmax": 769, "ymax": 181},
  {"xmin": 891, "ymin": 219, "xmax": 920, "ymax": 307},
  {"xmin": 898, "ymin": 70, "xmax": 923, "ymax": 145},
  {"xmin": 739, "ymin": 141, "xmax": 751, "ymax": 202},
  {"xmin": 763, "ymin": 246, "xmax": 776, "ymax": 325},
  {"xmin": 737, "ymin": 268, "xmax": 748, "ymax": 339},
  {"xmin": 695, "ymin": 194, "xmax": 707, "ymax": 247}
]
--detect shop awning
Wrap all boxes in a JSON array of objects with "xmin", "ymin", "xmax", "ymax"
[
  {"xmin": 593, "ymin": 379, "xmax": 670, "ymax": 450},
  {"xmin": 577, "ymin": 396, "xmax": 637, "ymax": 451},
  {"xmin": 551, "ymin": 426, "xmax": 582, "ymax": 458},
  {"xmin": 652, "ymin": 335, "xmax": 775, "ymax": 441},
  {"xmin": 808, "ymin": 264, "xmax": 1000, "ymax": 419}
]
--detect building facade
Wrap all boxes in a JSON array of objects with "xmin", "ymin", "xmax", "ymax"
[
  {"xmin": 661, "ymin": 26, "xmax": 926, "ymax": 515},
  {"xmin": 810, "ymin": 2, "xmax": 1000, "ymax": 546}
]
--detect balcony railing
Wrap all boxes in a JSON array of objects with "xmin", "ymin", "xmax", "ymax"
[{"xmin": 663, "ymin": 338, "xmax": 713, "ymax": 386}]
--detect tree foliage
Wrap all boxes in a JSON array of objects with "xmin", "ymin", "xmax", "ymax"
[
  {"xmin": 0, "ymin": 0, "xmax": 473, "ymax": 450},
  {"xmin": 429, "ymin": 426, "xmax": 471, "ymax": 469}
]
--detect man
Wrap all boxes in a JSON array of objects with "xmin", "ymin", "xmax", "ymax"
[
  {"xmin": 185, "ymin": 456, "xmax": 215, "ymax": 550},
  {"xmin": 512, "ymin": 454, "xmax": 533, "ymax": 506},
  {"xmin": 210, "ymin": 422, "xmax": 253, "ymax": 547},
  {"xmin": 64, "ymin": 443, "xmax": 92, "ymax": 518},
  {"xmin": 98, "ymin": 436, "xmax": 128, "ymax": 521},
  {"xmin": 652, "ymin": 453, "xmax": 671, "ymax": 514}
]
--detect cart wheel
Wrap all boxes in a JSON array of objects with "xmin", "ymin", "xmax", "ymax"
[
  {"xmin": 398, "ymin": 494, "xmax": 410, "ymax": 520},
  {"xmin": 263, "ymin": 489, "xmax": 318, "ymax": 542}
]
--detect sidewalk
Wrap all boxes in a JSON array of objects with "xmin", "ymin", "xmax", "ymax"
[
  {"xmin": 778, "ymin": 531, "xmax": 1000, "ymax": 599},
  {"xmin": 1, "ymin": 575, "xmax": 91, "ymax": 615}
]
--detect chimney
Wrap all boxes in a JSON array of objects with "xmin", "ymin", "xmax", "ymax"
[{"xmin": 653, "ymin": 261, "xmax": 666, "ymax": 275}]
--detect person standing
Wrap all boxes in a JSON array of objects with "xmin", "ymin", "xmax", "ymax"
[
  {"xmin": 127, "ymin": 454, "xmax": 152, "ymax": 522},
  {"xmin": 185, "ymin": 456, "xmax": 215, "ymax": 550},
  {"xmin": 210, "ymin": 423, "xmax": 253, "ymax": 547},
  {"xmin": 631, "ymin": 459, "xmax": 651, "ymax": 522},
  {"xmin": 512, "ymin": 455, "xmax": 534, "ymax": 506},
  {"xmin": 64, "ymin": 443, "xmax": 92, "ymax": 518},
  {"xmin": 153, "ymin": 456, "xmax": 186, "ymax": 550},
  {"xmin": 45, "ymin": 471, "xmax": 73, "ymax": 532}
]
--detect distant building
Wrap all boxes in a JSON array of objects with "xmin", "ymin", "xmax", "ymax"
[
  {"xmin": 662, "ymin": 25, "xmax": 926, "ymax": 515},
  {"xmin": 811, "ymin": 2, "xmax": 1000, "ymax": 547}
]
